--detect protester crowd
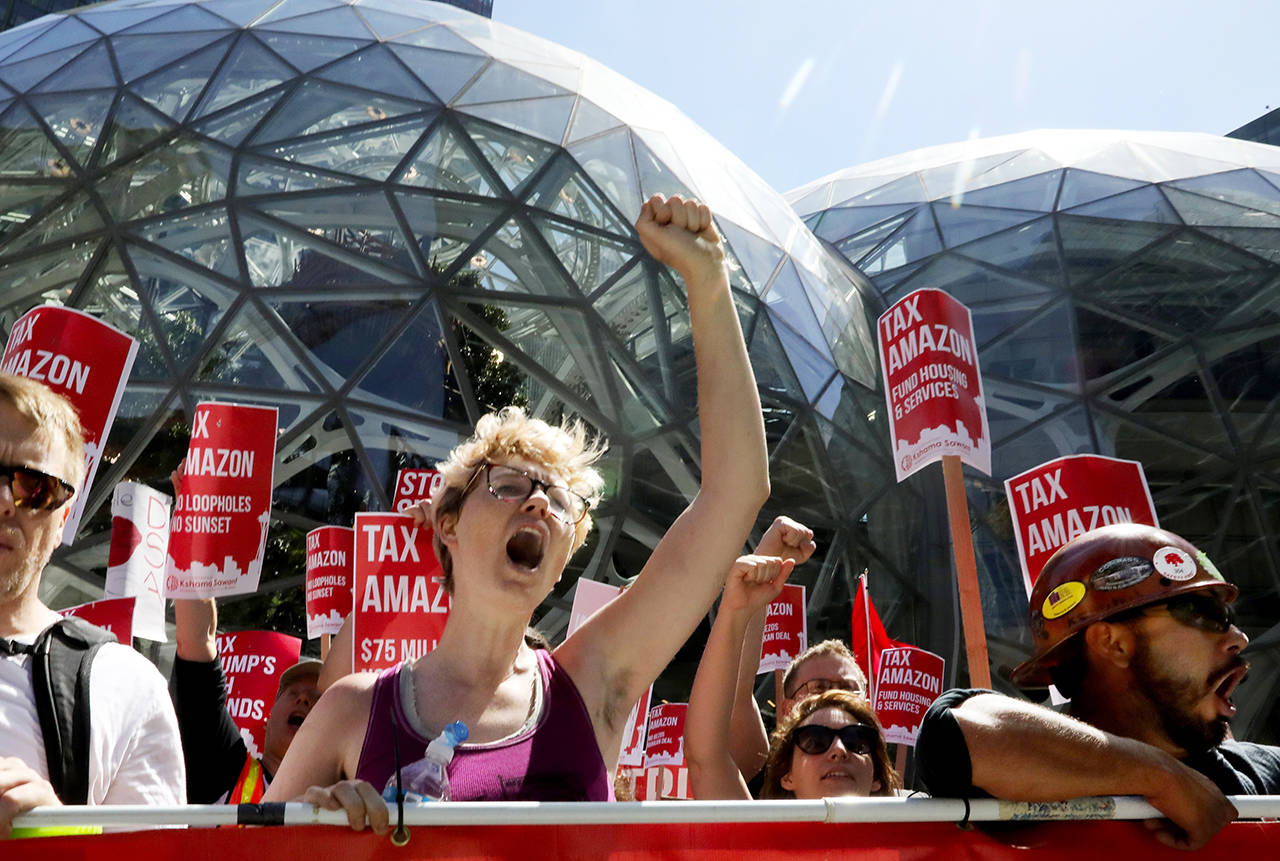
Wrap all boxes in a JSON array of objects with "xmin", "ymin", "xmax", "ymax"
[{"xmin": 0, "ymin": 194, "xmax": 1276, "ymax": 851}]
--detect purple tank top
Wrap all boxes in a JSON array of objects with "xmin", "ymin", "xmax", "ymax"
[{"xmin": 355, "ymin": 649, "xmax": 612, "ymax": 801}]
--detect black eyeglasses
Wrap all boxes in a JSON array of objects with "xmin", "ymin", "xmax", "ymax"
[
  {"xmin": 792, "ymin": 723, "xmax": 879, "ymax": 757},
  {"xmin": 467, "ymin": 463, "xmax": 590, "ymax": 526},
  {"xmin": 0, "ymin": 463, "xmax": 76, "ymax": 511},
  {"xmin": 785, "ymin": 677, "xmax": 864, "ymax": 701},
  {"xmin": 1144, "ymin": 594, "xmax": 1236, "ymax": 634}
]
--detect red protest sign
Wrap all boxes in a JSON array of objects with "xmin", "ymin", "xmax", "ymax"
[
  {"xmin": 352, "ymin": 512, "xmax": 449, "ymax": 672},
  {"xmin": 1, "ymin": 306, "xmax": 138, "ymax": 543},
  {"xmin": 872, "ymin": 646, "xmax": 944, "ymax": 747},
  {"xmin": 391, "ymin": 468, "xmax": 443, "ymax": 512},
  {"xmin": 643, "ymin": 702, "xmax": 686, "ymax": 769},
  {"xmin": 305, "ymin": 526, "xmax": 354, "ymax": 639},
  {"xmin": 1005, "ymin": 454, "xmax": 1159, "ymax": 593},
  {"xmin": 568, "ymin": 579, "xmax": 652, "ymax": 768},
  {"xmin": 759, "ymin": 583, "xmax": 807, "ymax": 673},
  {"xmin": 104, "ymin": 482, "xmax": 170, "ymax": 642},
  {"xmin": 165, "ymin": 402, "xmax": 277, "ymax": 598},
  {"xmin": 216, "ymin": 630, "xmax": 301, "ymax": 759},
  {"xmin": 60, "ymin": 596, "xmax": 135, "ymax": 645},
  {"xmin": 878, "ymin": 289, "xmax": 989, "ymax": 481}
]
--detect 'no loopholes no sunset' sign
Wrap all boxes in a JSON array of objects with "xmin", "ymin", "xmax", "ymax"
[
  {"xmin": 305, "ymin": 526, "xmax": 354, "ymax": 639},
  {"xmin": 878, "ymin": 289, "xmax": 990, "ymax": 482}
]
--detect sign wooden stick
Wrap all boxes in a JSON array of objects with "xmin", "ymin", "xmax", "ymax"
[
  {"xmin": 942, "ymin": 455, "xmax": 991, "ymax": 688},
  {"xmin": 321, "ymin": 633, "xmax": 330, "ymax": 660}
]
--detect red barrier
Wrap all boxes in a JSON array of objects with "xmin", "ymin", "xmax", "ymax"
[{"xmin": 9, "ymin": 819, "xmax": 1274, "ymax": 860}]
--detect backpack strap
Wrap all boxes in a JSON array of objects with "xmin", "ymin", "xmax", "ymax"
[{"xmin": 31, "ymin": 617, "xmax": 117, "ymax": 805}]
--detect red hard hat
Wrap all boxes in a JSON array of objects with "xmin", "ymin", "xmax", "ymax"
[{"xmin": 1010, "ymin": 524, "xmax": 1237, "ymax": 687}]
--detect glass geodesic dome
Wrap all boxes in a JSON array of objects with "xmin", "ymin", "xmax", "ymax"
[
  {"xmin": 0, "ymin": 0, "xmax": 898, "ymax": 665},
  {"xmin": 791, "ymin": 130, "xmax": 1280, "ymax": 741}
]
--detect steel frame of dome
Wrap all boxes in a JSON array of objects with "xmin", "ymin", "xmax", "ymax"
[
  {"xmin": 791, "ymin": 130, "xmax": 1280, "ymax": 742},
  {"xmin": 0, "ymin": 0, "xmax": 922, "ymax": 692}
]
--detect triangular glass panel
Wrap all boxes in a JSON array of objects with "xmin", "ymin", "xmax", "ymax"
[
  {"xmin": 250, "ymin": 79, "xmax": 427, "ymax": 144},
  {"xmin": 979, "ymin": 299, "xmax": 1077, "ymax": 384},
  {"xmin": 767, "ymin": 417, "xmax": 839, "ymax": 524},
  {"xmin": 190, "ymin": 89, "xmax": 282, "ymax": 147},
  {"xmin": 0, "ymin": 238, "xmax": 102, "ymax": 309},
  {"xmin": 460, "ymin": 95, "xmax": 575, "ymax": 146},
  {"xmin": 2, "ymin": 17, "xmax": 99, "ymax": 63},
  {"xmin": 897, "ymin": 253, "xmax": 1049, "ymax": 305},
  {"xmin": 2, "ymin": 190, "xmax": 102, "ymax": 255},
  {"xmin": 567, "ymin": 127, "xmax": 641, "ymax": 224},
  {"xmin": 357, "ymin": 8, "xmax": 436, "ymax": 41},
  {"xmin": 955, "ymin": 170, "xmax": 1062, "ymax": 212},
  {"xmin": 263, "ymin": 295, "xmax": 409, "ymax": 390},
  {"xmin": 529, "ymin": 212, "xmax": 635, "ymax": 295},
  {"xmin": 821, "ymin": 173, "xmax": 905, "ymax": 208},
  {"xmin": 92, "ymin": 91, "xmax": 178, "ymax": 169},
  {"xmin": 965, "ymin": 150, "xmax": 1059, "ymax": 196},
  {"xmin": 845, "ymin": 173, "xmax": 927, "ymax": 207},
  {"xmin": 347, "ymin": 302, "xmax": 457, "ymax": 418},
  {"xmin": 986, "ymin": 392, "xmax": 1082, "ymax": 455},
  {"xmin": 110, "ymin": 31, "xmax": 229, "ymax": 83},
  {"xmin": 1065, "ymin": 185, "xmax": 1181, "ymax": 224},
  {"xmin": 591, "ymin": 260, "xmax": 658, "ymax": 357},
  {"xmin": 1071, "ymin": 142, "xmax": 1164, "ymax": 184},
  {"xmin": 393, "ymin": 20, "xmax": 485, "ymax": 54},
  {"xmin": 387, "ymin": 44, "xmax": 487, "ymax": 104},
  {"xmin": 1208, "ymin": 334, "xmax": 1280, "ymax": 448},
  {"xmin": 1058, "ymin": 214, "xmax": 1174, "ymax": 286},
  {"xmin": 1199, "ymin": 227, "xmax": 1280, "ymax": 265},
  {"xmin": 129, "ymin": 37, "xmax": 231, "ymax": 122},
  {"xmin": 392, "ymin": 191, "xmax": 505, "ymax": 274},
  {"xmin": 0, "ymin": 184, "xmax": 67, "ymax": 244},
  {"xmin": 26, "ymin": 89, "xmax": 114, "ymax": 166},
  {"xmin": 524, "ymin": 152, "xmax": 631, "ymax": 238},
  {"xmin": 603, "ymin": 351, "xmax": 666, "ymax": 433},
  {"xmin": 916, "ymin": 151, "xmax": 1021, "ymax": 200},
  {"xmin": 196, "ymin": 0, "xmax": 280, "ymax": 28},
  {"xmin": 629, "ymin": 132, "xmax": 698, "ymax": 206},
  {"xmin": 195, "ymin": 300, "xmax": 325, "ymax": 392},
  {"xmin": 760, "ymin": 260, "xmax": 829, "ymax": 358},
  {"xmin": 954, "ymin": 215, "xmax": 1063, "ymax": 288},
  {"xmin": 770, "ymin": 317, "xmax": 836, "ymax": 403},
  {"xmin": 314, "ymin": 44, "xmax": 439, "ymax": 105},
  {"xmin": 393, "ymin": 117, "xmax": 497, "ymax": 195},
  {"xmin": 857, "ymin": 207, "xmax": 943, "ymax": 276},
  {"xmin": 255, "ymin": 0, "xmax": 340, "ymax": 26},
  {"xmin": 0, "ymin": 43, "xmax": 95, "ymax": 92},
  {"xmin": 1073, "ymin": 304, "xmax": 1171, "ymax": 381},
  {"xmin": 191, "ymin": 33, "xmax": 296, "ymax": 119},
  {"xmin": 1130, "ymin": 143, "xmax": 1238, "ymax": 184},
  {"xmin": 834, "ymin": 209, "xmax": 915, "ymax": 265},
  {"xmin": 469, "ymin": 214, "xmax": 575, "ymax": 297},
  {"xmin": 251, "ymin": 191, "xmax": 418, "ymax": 279},
  {"xmin": 566, "ymin": 97, "xmax": 622, "ymax": 144},
  {"xmin": 1162, "ymin": 186, "xmax": 1280, "ymax": 229},
  {"xmin": 124, "ymin": 244, "xmax": 237, "ymax": 372},
  {"xmin": 77, "ymin": 5, "xmax": 182, "ymax": 35},
  {"xmin": 455, "ymin": 60, "xmax": 570, "ymax": 106},
  {"xmin": 0, "ymin": 102, "xmax": 77, "ymax": 177},
  {"xmin": 1167, "ymin": 169, "xmax": 1280, "ymax": 216},
  {"xmin": 74, "ymin": 248, "xmax": 170, "ymax": 383},
  {"xmin": 255, "ymin": 32, "xmax": 371, "ymax": 74},
  {"xmin": 1056, "ymin": 168, "xmax": 1147, "ymax": 210},
  {"xmin": 120, "ymin": 5, "xmax": 237, "ymax": 34},
  {"xmin": 718, "ymin": 219, "xmax": 783, "ymax": 294},
  {"xmin": 132, "ymin": 210, "xmax": 241, "ymax": 281},
  {"xmin": 874, "ymin": 259, "xmax": 928, "ymax": 296},
  {"xmin": 932, "ymin": 202, "xmax": 1038, "ymax": 248},
  {"xmin": 238, "ymin": 154, "xmax": 360, "ymax": 197},
  {"xmin": 809, "ymin": 203, "xmax": 916, "ymax": 245},
  {"xmin": 482, "ymin": 301, "xmax": 608, "ymax": 418},
  {"xmin": 1095, "ymin": 406, "xmax": 1232, "ymax": 476},
  {"xmin": 262, "ymin": 115, "xmax": 436, "ymax": 182},
  {"xmin": 1118, "ymin": 371, "xmax": 1235, "ymax": 458},
  {"xmin": 258, "ymin": 7, "xmax": 377, "ymax": 40},
  {"xmin": 30, "ymin": 41, "xmax": 117, "ymax": 92},
  {"xmin": 460, "ymin": 115, "xmax": 558, "ymax": 195}
]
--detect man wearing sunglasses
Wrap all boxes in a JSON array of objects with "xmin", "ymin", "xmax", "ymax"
[
  {"xmin": 916, "ymin": 524, "xmax": 1279, "ymax": 851},
  {"xmin": 0, "ymin": 374, "xmax": 184, "ymax": 835}
]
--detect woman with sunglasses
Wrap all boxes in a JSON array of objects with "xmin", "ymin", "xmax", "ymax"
[
  {"xmin": 687, "ymin": 555, "xmax": 897, "ymax": 800},
  {"xmin": 265, "ymin": 194, "xmax": 769, "ymax": 829}
]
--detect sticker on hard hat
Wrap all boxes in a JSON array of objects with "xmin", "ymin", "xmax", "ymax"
[
  {"xmin": 1196, "ymin": 550, "xmax": 1225, "ymax": 582},
  {"xmin": 1090, "ymin": 556, "xmax": 1153, "ymax": 591},
  {"xmin": 1153, "ymin": 546, "xmax": 1196, "ymax": 581},
  {"xmin": 1042, "ymin": 581, "xmax": 1086, "ymax": 619}
]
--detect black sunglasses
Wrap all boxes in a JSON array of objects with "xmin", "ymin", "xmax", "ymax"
[
  {"xmin": 0, "ymin": 463, "xmax": 76, "ymax": 511},
  {"xmin": 792, "ymin": 723, "xmax": 879, "ymax": 757},
  {"xmin": 1149, "ymin": 594, "xmax": 1236, "ymax": 634}
]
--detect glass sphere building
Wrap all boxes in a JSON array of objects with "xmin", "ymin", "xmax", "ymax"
[{"xmin": 791, "ymin": 130, "xmax": 1280, "ymax": 741}]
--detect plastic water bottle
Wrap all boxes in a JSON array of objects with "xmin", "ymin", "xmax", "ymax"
[{"xmin": 383, "ymin": 721, "xmax": 469, "ymax": 803}]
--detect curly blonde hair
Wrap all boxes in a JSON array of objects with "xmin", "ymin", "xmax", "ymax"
[
  {"xmin": 431, "ymin": 407, "xmax": 606, "ymax": 591},
  {"xmin": 761, "ymin": 689, "xmax": 899, "ymax": 799},
  {"xmin": 0, "ymin": 372, "xmax": 86, "ymax": 487}
]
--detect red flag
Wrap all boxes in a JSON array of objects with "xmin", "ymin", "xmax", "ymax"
[{"xmin": 850, "ymin": 573, "xmax": 906, "ymax": 703}]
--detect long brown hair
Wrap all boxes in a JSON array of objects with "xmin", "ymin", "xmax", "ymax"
[{"xmin": 761, "ymin": 689, "xmax": 899, "ymax": 799}]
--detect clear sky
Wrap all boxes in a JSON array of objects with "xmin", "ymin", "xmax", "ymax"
[{"xmin": 497, "ymin": 1, "xmax": 1277, "ymax": 194}]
